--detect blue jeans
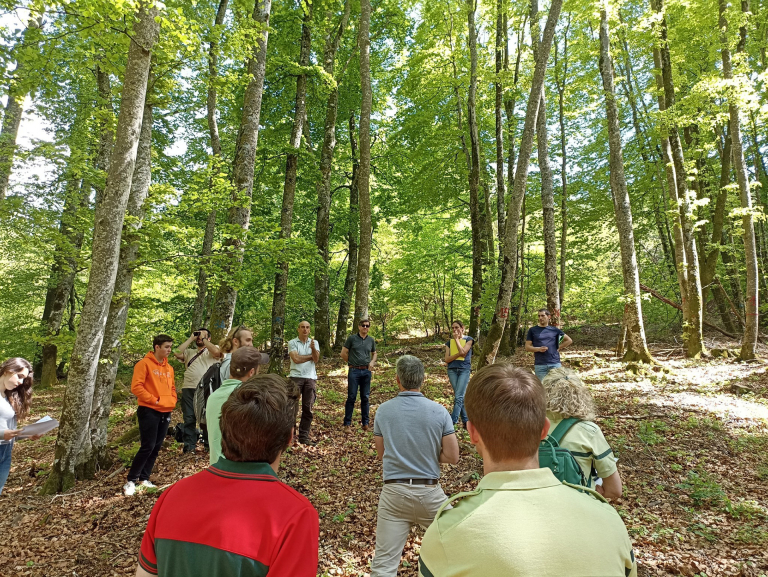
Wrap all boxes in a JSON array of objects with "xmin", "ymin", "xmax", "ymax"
[
  {"xmin": 534, "ymin": 363, "xmax": 561, "ymax": 382},
  {"xmin": 447, "ymin": 368, "xmax": 470, "ymax": 425},
  {"xmin": 344, "ymin": 368, "xmax": 371, "ymax": 426},
  {"xmin": 0, "ymin": 442, "xmax": 13, "ymax": 495}
]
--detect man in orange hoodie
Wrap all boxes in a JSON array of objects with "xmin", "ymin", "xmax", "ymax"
[{"xmin": 125, "ymin": 334, "xmax": 177, "ymax": 496}]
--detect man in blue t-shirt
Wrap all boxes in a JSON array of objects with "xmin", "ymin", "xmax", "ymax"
[{"xmin": 525, "ymin": 308, "xmax": 573, "ymax": 381}]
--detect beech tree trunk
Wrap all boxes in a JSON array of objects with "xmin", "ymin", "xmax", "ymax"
[
  {"xmin": 354, "ymin": 0, "xmax": 373, "ymax": 323},
  {"xmin": 333, "ymin": 112, "xmax": 360, "ymax": 352},
  {"xmin": 42, "ymin": 3, "xmax": 160, "ymax": 494},
  {"xmin": 495, "ymin": 0, "xmax": 506, "ymax": 262},
  {"xmin": 39, "ymin": 66, "xmax": 114, "ymax": 387},
  {"xmin": 314, "ymin": 0, "xmax": 351, "ymax": 358},
  {"xmin": 598, "ymin": 4, "xmax": 653, "ymax": 363},
  {"xmin": 652, "ymin": 0, "xmax": 706, "ymax": 358},
  {"xmin": 554, "ymin": 21, "xmax": 569, "ymax": 310},
  {"xmin": 208, "ymin": 0, "xmax": 272, "ymax": 344},
  {"xmin": 0, "ymin": 16, "xmax": 42, "ymax": 202},
  {"xmin": 719, "ymin": 0, "xmax": 759, "ymax": 359},
  {"xmin": 479, "ymin": 0, "xmax": 563, "ymax": 367},
  {"xmin": 269, "ymin": 3, "xmax": 313, "ymax": 373},
  {"xmin": 80, "ymin": 95, "xmax": 153, "ymax": 478},
  {"xmin": 191, "ymin": 0, "xmax": 229, "ymax": 331},
  {"xmin": 467, "ymin": 0, "xmax": 484, "ymax": 342}
]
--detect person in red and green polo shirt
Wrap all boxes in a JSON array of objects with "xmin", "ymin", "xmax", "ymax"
[{"xmin": 134, "ymin": 375, "xmax": 319, "ymax": 577}]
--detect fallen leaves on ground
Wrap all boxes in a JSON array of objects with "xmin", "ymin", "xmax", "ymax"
[{"xmin": 1, "ymin": 339, "xmax": 767, "ymax": 576}]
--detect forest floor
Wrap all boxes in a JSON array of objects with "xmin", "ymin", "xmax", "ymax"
[{"xmin": 1, "ymin": 338, "xmax": 768, "ymax": 577}]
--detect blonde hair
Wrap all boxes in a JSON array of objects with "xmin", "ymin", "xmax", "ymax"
[
  {"xmin": 219, "ymin": 325, "xmax": 253, "ymax": 354},
  {"xmin": 542, "ymin": 367, "xmax": 596, "ymax": 421}
]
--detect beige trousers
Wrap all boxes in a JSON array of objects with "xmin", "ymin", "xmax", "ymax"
[{"xmin": 370, "ymin": 483, "xmax": 450, "ymax": 577}]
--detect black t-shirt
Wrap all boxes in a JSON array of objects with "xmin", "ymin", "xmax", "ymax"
[{"xmin": 526, "ymin": 325, "xmax": 565, "ymax": 365}]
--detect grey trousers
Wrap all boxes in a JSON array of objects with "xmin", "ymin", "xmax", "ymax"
[{"xmin": 370, "ymin": 483, "xmax": 450, "ymax": 577}]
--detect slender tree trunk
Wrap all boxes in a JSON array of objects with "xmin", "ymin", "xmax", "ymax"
[
  {"xmin": 354, "ymin": 0, "xmax": 372, "ymax": 323},
  {"xmin": 208, "ymin": 0, "xmax": 272, "ymax": 344},
  {"xmin": 79, "ymin": 95, "xmax": 153, "ymax": 478},
  {"xmin": 598, "ymin": 4, "xmax": 653, "ymax": 363},
  {"xmin": 479, "ymin": 0, "xmax": 564, "ymax": 366},
  {"xmin": 467, "ymin": 0, "xmax": 484, "ymax": 342},
  {"xmin": 719, "ymin": 0, "xmax": 759, "ymax": 358},
  {"xmin": 314, "ymin": 0, "xmax": 351, "ymax": 358},
  {"xmin": 495, "ymin": 0, "xmax": 506, "ymax": 262},
  {"xmin": 0, "ymin": 16, "xmax": 42, "ymax": 202},
  {"xmin": 269, "ymin": 3, "xmax": 313, "ymax": 373},
  {"xmin": 554, "ymin": 20, "xmax": 569, "ymax": 309},
  {"xmin": 652, "ymin": 0, "xmax": 706, "ymax": 358},
  {"xmin": 191, "ymin": 0, "xmax": 229, "ymax": 330},
  {"xmin": 530, "ymin": 0, "xmax": 559, "ymax": 323},
  {"xmin": 333, "ymin": 113, "xmax": 360, "ymax": 352},
  {"xmin": 42, "ymin": 3, "xmax": 160, "ymax": 494}
]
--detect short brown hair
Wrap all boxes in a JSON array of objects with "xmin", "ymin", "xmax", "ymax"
[
  {"xmin": 465, "ymin": 364, "xmax": 546, "ymax": 461},
  {"xmin": 219, "ymin": 375, "xmax": 299, "ymax": 463}
]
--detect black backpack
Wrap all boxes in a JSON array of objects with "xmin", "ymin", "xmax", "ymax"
[
  {"xmin": 193, "ymin": 362, "xmax": 222, "ymax": 426},
  {"xmin": 538, "ymin": 417, "xmax": 588, "ymax": 488}
]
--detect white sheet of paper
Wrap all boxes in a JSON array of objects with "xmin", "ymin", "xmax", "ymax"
[{"xmin": 16, "ymin": 416, "xmax": 59, "ymax": 439}]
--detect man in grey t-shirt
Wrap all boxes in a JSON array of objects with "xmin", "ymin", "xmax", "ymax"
[
  {"xmin": 340, "ymin": 318, "xmax": 377, "ymax": 433},
  {"xmin": 371, "ymin": 355, "xmax": 459, "ymax": 577}
]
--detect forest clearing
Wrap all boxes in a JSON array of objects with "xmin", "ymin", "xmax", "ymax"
[{"xmin": 1, "ymin": 339, "xmax": 767, "ymax": 577}]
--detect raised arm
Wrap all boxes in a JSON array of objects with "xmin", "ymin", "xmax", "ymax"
[
  {"xmin": 202, "ymin": 336, "xmax": 221, "ymax": 359},
  {"xmin": 174, "ymin": 333, "xmax": 195, "ymax": 361}
]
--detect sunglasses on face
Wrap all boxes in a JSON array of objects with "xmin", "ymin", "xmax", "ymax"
[{"xmin": 361, "ymin": 324, "xmax": 370, "ymax": 328}]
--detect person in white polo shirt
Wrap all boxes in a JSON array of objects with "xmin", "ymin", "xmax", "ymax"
[{"xmin": 288, "ymin": 320, "xmax": 320, "ymax": 446}]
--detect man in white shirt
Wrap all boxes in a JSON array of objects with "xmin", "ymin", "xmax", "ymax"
[
  {"xmin": 288, "ymin": 321, "xmax": 320, "ymax": 446},
  {"xmin": 174, "ymin": 328, "xmax": 221, "ymax": 453}
]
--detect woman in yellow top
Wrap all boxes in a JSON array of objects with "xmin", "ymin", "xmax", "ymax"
[{"xmin": 444, "ymin": 320, "xmax": 474, "ymax": 428}]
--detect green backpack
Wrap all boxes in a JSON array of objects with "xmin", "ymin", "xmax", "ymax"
[{"xmin": 538, "ymin": 417, "xmax": 588, "ymax": 487}]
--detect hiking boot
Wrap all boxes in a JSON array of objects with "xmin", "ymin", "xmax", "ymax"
[
  {"xmin": 343, "ymin": 425, "xmax": 353, "ymax": 435},
  {"xmin": 140, "ymin": 480, "xmax": 157, "ymax": 489},
  {"xmin": 362, "ymin": 425, "xmax": 370, "ymax": 432},
  {"xmin": 123, "ymin": 481, "xmax": 136, "ymax": 496},
  {"xmin": 299, "ymin": 438, "xmax": 317, "ymax": 447}
]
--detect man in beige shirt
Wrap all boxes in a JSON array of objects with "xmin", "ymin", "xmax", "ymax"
[
  {"xmin": 418, "ymin": 364, "xmax": 636, "ymax": 577},
  {"xmin": 174, "ymin": 328, "xmax": 221, "ymax": 453}
]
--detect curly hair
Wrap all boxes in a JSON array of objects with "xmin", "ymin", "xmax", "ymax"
[{"xmin": 542, "ymin": 367, "xmax": 596, "ymax": 421}]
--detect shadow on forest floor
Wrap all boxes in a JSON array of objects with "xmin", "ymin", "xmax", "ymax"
[{"xmin": 1, "ymin": 339, "xmax": 767, "ymax": 576}]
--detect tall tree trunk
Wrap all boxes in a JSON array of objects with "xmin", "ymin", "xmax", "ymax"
[
  {"xmin": 79, "ymin": 94, "xmax": 153, "ymax": 478},
  {"xmin": 40, "ymin": 177, "xmax": 87, "ymax": 389},
  {"xmin": 314, "ymin": 0, "xmax": 351, "ymax": 358},
  {"xmin": 495, "ymin": 0, "xmax": 506, "ymax": 261},
  {"xmin": 598, "ymin": 4, "xmax": 653, "ymax": 363},
  {"xmin": 208, "ymin": 0, "xmax": 272, "ymax": 344},
  {"xmin": 554, "ymin": 19, "xmax": 569, "ymax": 310},
  {"xmin": 354, "ymin": 0, "xmax": 372, "ymax": 324},
  {"xmin": 467, "ymin": 0, "xmax": 484, "ymax": 343},
  {"xmin": 191, "ymin": 0, "xmax": 229, "ymax": 330},
  {"xmin": 269, "ymin": 3, "xmax": 313, "ymax": 373},
  {"xmin": 479, "ymin": 0, "xmax": 564, "ymax": 367},
  {"xmin": 530, "ymin": 0, "xmax": 559, "ymax": 324},
  {"xmin": 333, "ymin": 112, "xmax": 360, "ymax": 352},
  {"xmin": 42, "ymin": 3, "xmax": 160, "ymax": 494},
  {"xmin": 652, "ymin": 0, "xmax": 706, "ymax": 358},
  {"xmin": 719, "ymin": 0, "xmax": 759, "ymax": 358},
  {"xmin": 0, "ymin": 15, "xmax": 42, "ymax": 202}
]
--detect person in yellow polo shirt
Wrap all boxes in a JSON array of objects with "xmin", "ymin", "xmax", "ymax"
[
  {"xmin": 543, "ymin": 367, "xmax": 623, "ymax": 500},
  {"xmin": 418, "ymin": 364, "xmax": 636, "ymax": 577}
]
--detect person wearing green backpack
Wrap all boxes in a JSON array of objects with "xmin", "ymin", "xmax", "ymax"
[
  {"xmin": 418, "ymin": 364, "xmax": 636, "ymax": 577},
  {"xmin": 542, "ymin": 367, "xmax": 623, "ymax": 500}
]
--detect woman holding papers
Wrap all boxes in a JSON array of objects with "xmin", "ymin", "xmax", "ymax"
[
  {"xmin": 0, "ymin": 357, "xmax": 35, "ymax": 494},
  {"xmin": 444, "ymin": 320, "xmax": 474, "ymax": 429}
]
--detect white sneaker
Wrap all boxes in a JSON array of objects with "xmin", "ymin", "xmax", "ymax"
[
  {"xmin": 140, "ymin": 480, "xmax": 156, "ymax": 489},
  {"xmin": 123, "ymin": 481, "xmax": 136, "ymax": 496}
]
